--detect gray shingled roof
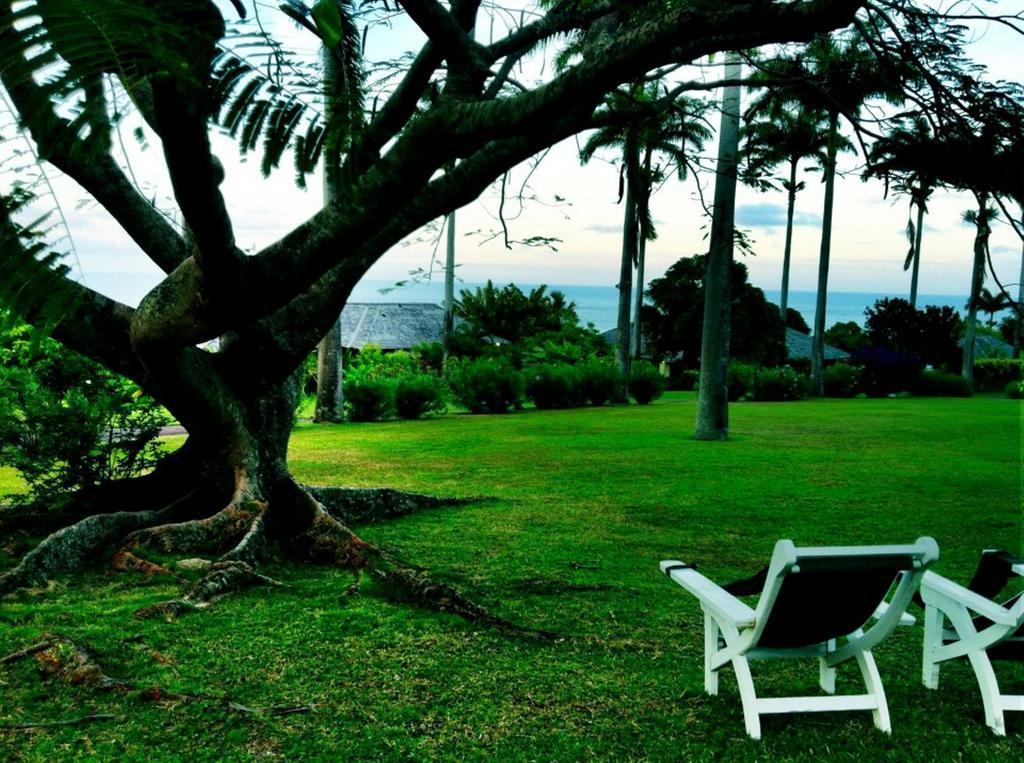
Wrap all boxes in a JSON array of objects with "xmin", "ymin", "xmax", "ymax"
[
  {"xmin": 960, "ymin": 333, "xmax": 1013, "ymax": 360},
  {"xmin": 785, "ymin": 328, "xmax": 849, "ymax": 362},
  {"xmin": 340, "ymin": 303, "xmax": 446, "ymax": 350}
]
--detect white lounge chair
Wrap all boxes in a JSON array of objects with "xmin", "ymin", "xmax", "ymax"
[
  {"xmin": 920, "ymin": 549, "xmax": 1024, "ymax": 735},
  {"xmin": 661, "ymin": 537, "xmax": 939, "ymax": 739}
]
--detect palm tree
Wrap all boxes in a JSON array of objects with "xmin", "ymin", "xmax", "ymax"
[
  {"xmin": 695, "ymin": 52, "xmax": 742, "ymax": 441},
  {"xmin": 865, "ymin": 117, "xmax": 938, "ymax": 308},
  {"xmin": 962, "ymin": 199, "xmax": 998, "ymax": 382},
  {"xmin": 753, "ymin": 34, "xmax": 905, "ymax": 395},
  {"xmin": 973, "ymin": 287, "xmax": 1008, "ymax": 327},
  {"xmin": 741, "ymin": 103, "xmax": 832, "ymax": 319},
  {"xmin": 580, "ymin": 86, "xmax": 711, "ymax": 392},
  {"xmin": 442, "ymin": 209, "xmax": 456, "ymax": 360}
]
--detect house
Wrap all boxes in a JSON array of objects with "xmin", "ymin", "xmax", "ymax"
[
  {"xmin": 340, "ymin": 303, "xmax": 447, "ymax": 350},
  {"xmin": 339, "ymin": 303, "xmax": 503, "ymax": 351},
  {"xmin": 960, "ymin": 333, "xmax": 1013, "ymax": 360},
  {"xmin": 785, "ymin": 328, "xmax": 849, "ymax": 363}
]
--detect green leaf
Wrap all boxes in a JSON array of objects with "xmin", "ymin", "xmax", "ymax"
[{"xmin": 312, "ymin": 0, "xmax": 344, "ymax": 50}]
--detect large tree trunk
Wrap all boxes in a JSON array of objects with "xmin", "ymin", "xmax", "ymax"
[
  {"xmin": 616, "ymin": 136, "xmax": 640, "ymax": 396},
  {"xmin": 695, "ymin": 53, "xmax": 741, "ymax": 441},
  {"xmin": 962, "ymin": 192, "xmax": 990, "ymax": 384},
  {"xmin": 780, "ymin": 158, "xmax": 798, "ymax": 320},
  {"xmin": 443, "ymin": 210, "xmax": 457, "ymax": 361},
  {"xmin": 810, "ymin": 110, "xmax": 840, "ymax": 397},
  {"xmin": 908, "ymin": 187, "xmax": 926, "ymax": 309}
]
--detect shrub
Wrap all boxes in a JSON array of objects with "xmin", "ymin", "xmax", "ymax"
[
  {"xmin": 669, "ymin": 369, "xmax": 700, "ymax": 392},
  {"xmin": 410, "ymin": 342, "xmax": 444, "ymax": 373},
  {"xmin": 823, "ymin": 363, "xmax": 861, "ymax": 398},
  {"xmin": 579, "ymin": 359, "xmax": 623, "ymax": 406},
  {"xmin": 1006, "ymin": 380, "xmax": 1024, "ymax": 399},
  {"xmin": 447, "ymin": 357, "xmax": 522, "ymax": 414},
  {"xmin": 973, "ymin": 358, "xmax": 1023, "ymax": 391},
  {"xmin": 850, "ymin": 347, "xmax": 923, "ymax": 397},
  {"xmin": 0, "ymin": 325, "xmax": 168, "ymax": 508},
  {"xmin": 753, "ymin": 366, "xmax": 807, "ymax": 401},
  {"xmin": 524, "ymin": 363, "xmax": 582, "ymax": 409},
  {"xmin": 912, "ymin": 370, "xmax": 972, "ymax": 397},
  {"xmin": 727, "ymin": 362, "xmax": 758, "ymax": 401},
  {"xmin": 394, "ymin": 374, "xmax": 447, "ymax": 419},
  {"xmin": 629, "ymin": 360, "xmax": 666, "ymax": 405},
  {"xmin": 343, "ymin": 378, "xmax": 393, "ymax": 421}
]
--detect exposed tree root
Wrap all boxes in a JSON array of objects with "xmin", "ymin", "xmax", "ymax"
[
  {"xmin": 0, "ymin": 511, "xmax": 160, "ymax": 596},
  {"xmin": 2, "ymin": 633, "xmax": 313, "ymax": 723},
  {"xmin": 306, "ymin": 486, "xmax": 482, "ymax": 526},
  {"xmin": 120, "ymin": 501, "xmax": 264, "ymax": 557},
  {"xmin": 1, "ymin": 713, "xmax": 116, "ymax": 731},
  {"xmin": 1, "ymin": 480, "xmax": 536, "ymax": 638},
  {"xmin": 134, "ymin": 561, "xmax": 283, "ymax": 619},
  {"xmin": 4, "ymin": 633, "xmax": 131, "ymax": 691},
  {"xmin": 293, "ymin": 506, "xmax": 554, "ymax": 638},
  {"xmin": 111, "ymin": 550, "xmax": 173, "ymax": 577}
]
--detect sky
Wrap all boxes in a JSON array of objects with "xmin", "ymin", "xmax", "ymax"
[{"xmin": 10, "ymin": 0, "xmax": 1024, "ymax": 308}]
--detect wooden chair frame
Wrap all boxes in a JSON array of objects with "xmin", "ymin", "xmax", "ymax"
[
  {"xmin": 661, "ymin": 537, "xmax": 939, "ymax": 739},
  {"xmin": 920, "ymin": 557, "xmax": 1024, "ymax": 735}
]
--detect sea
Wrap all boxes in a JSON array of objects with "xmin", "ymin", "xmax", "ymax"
[{"xmin": 348, "ymin": 278, "xmax": 970, "ymax": 333}]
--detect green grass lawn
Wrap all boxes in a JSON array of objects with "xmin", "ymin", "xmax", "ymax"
[{"xmin": 1, "ymin": 393, "xmax": 1021, "ymax": 760}]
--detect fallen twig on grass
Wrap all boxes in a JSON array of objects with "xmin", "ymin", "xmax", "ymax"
[
  {"xmin": 0, "ymin": 638, "xmax": 57, "ymax": 665},
  {"xmin": 0, "ymin": 713, "xmax": 115, "ymax": 730}
]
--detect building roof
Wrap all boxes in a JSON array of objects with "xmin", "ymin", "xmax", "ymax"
[
  {"xmin": 960, "ymin": 333, "xmax": 1013, "ymax": 360},
  {"xmin": 341, "ymin": 303, "xmax": 446, "ymax": 350},
  {"xmin": 785, "ymin": 328, "xmax": 850, "ymax": 362}
]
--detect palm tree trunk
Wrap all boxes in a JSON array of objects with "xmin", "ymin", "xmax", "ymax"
[
  {"xmin": 631, "ymin": 149, "xmax": 653, "ymax": 360},
  {"xmin": 1014, "ymin": 211, "xmax": 1023, "ymax": 360},
  {"xmin": 442, "ymin": 210, "xmax": 456, "ymax": 361},
  {"xmin": 314, "ymin": 317, "xmax": 344, "ymax": 422},
  {"xmin": 962, "ymin": 192, "xmax": 989, "ymax": 384},
  {"xmin": 616, "ymin": 137, "xmax": 639, "ymax": 396},
  {"xmin": 314, "ymin": 49, "xmax": 344, "ymax": 422},
  {"xmin": 780, "ymin": 157, "xmax": 798, "ymax": 320},
  {"xmin": 909, "ymin": 188, "xmax": 926, "ymax": 309},
  {"xmin": 631, "ymin": 235, "xmax": 647, "ymax": 359},
  {"xmin": 695, "ymin": 53, "xmax": 742, "ymax": 441},
  {"xmin": 810, "ymin": 110, "xmax": 840, "ymax": 397}
]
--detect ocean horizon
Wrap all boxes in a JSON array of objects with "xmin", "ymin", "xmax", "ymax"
[{"xmin": 348, "ymin": 278, "xmax": 970, "ymax": 333}]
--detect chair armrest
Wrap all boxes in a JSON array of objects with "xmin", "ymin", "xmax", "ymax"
[
  {"xmin": 1012, "ymin": 562, "xmax": 1024, "ymax": 577},
  {"xmin": 921, "ymin": 571, "xmax": 1018, "ymax": 626},
  {"xmin": 660, "ymin": 560, "xmax": 757, "ymax": 629},
  {"xmin": 873, "ymin": 601, "xmax": 916, "ymax": 626}
]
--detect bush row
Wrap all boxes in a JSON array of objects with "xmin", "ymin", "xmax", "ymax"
[
  {"xmin": 973, "ymin": 358, "xmax": 1023, "ymax": 391},
  {"xmin": 342, "ymin": 357, "xmax": 667, "ymax": 420},
  {"xmin": 718, "ymin": 360, "xmax": 974, "ymax": 402}
]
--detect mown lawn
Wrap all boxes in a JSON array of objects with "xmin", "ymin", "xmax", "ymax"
[{"xmin": 1, "ymin": 393, "xmax": 1021, "ymax": 760}]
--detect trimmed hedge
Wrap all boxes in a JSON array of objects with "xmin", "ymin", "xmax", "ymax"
[
  {"xmin": 447, "ymin": 357, "xmax": 523, "ymax": 414},
  {"xmin": 974, "ymin": 358, "xmax": 1023, "ymax": 391},
  {"xmin": 629, "ymin": 361, "xmax": 666, "ymax": 405}
]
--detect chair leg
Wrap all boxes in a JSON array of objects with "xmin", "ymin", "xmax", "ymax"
[
  {"xmin": 966, "ymin": 651, "xmax": 1006, "ymax": 736},
  {"xmin": 704, "ymin": 612, "xmax": 720, "ymax": 696},
  {"xmin": 943, "ymin": 604, "xmax": 1007, "ymax": 735},
  {"xmin": 922, "ymin": 604, "xmax": 942, "ymax": 690},
  {"xmin": 853, "ymin": 648, "xmax": 891, "ymax": 734},
  {"xmin": 819, "ymin": 639, "xmax": 837, "ymax": 694},
  {"xmin": 731, "ymin": 654, "xmax": 761, "ymax": 740}
]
